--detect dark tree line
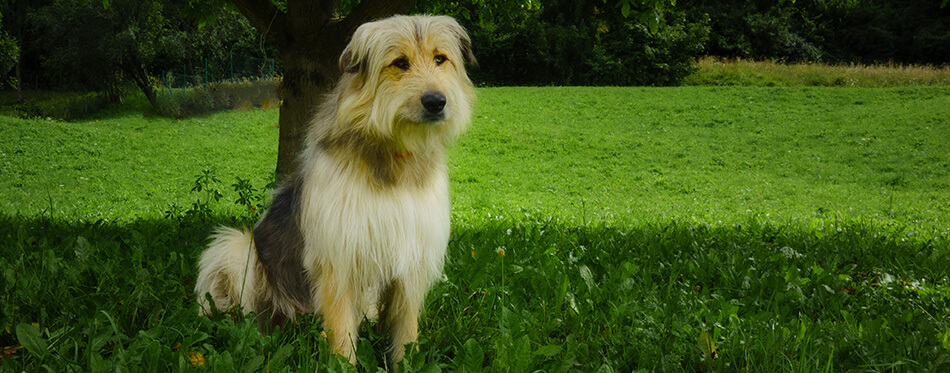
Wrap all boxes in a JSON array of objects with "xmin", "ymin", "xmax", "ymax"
[
  {"xmin": 3, "ymin": 0, "xmax": 945, "ymax": 95},
  {"xmin": 430, "ymin": 0, "xmax": 948, "ymax": 86},
  {"xmin": 695, "ymin": 0, "xmax": 949, "ymax": 65},
  {"xmin": 0, "ymin": 0, "xmax": 271, "ymax": 104}
]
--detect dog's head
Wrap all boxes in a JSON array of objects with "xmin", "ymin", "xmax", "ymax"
[{"xmin": 334, "ymin": 15, "xmax": 476, "ymax": 148}]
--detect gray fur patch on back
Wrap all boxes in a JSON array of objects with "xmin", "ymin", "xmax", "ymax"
[{"xmin": 254, "ymin": 175, "xmax": 311, "ymax": 311}]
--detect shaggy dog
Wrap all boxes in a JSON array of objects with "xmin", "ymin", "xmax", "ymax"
[{"xmin": 194, "ymin": 15, "xmax": 476, "ymax": 365}]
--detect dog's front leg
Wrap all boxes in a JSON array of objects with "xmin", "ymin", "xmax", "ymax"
[
  {"xmin": 318, "ymin": 267, "xmax": 359, "ymax": 365},
  {"xmin": 379, "ymin": 277, "xmax": 424, "ymax": 364}
]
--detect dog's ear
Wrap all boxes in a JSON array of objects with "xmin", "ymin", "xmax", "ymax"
[
  {"xmin": 448, "ymin": 21, "xmax": 477, "ymax": 66},
  {"xmin": 341, "ymin": 23, "xmax": 374, "ymax": 74},
  {"xmin": 458, "ymin": 31, "xmax": 477, "ymax": 66},
  {"xmin": 340, "ymin": 42, "xmax": 363, "ymax": 74}
]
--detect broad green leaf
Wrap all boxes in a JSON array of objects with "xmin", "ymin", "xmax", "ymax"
[
  {"xmin": 511, "ymin": 336, "xmax": 531, "ymax": 372},
  {"xmin": 243, "ymin": 355, "xmax": 265, "ymax": 373},
  {"xmin": 534, "ymin": 344, "xmax": 562, "ymax": 358},
  {"xmin": 459, "ymin": 338, "xmax": 484, "ymax": 372},
  {"xmin": 16, "ymin": 323, "xmax": 48, "ymax": 359},
  {"xmin": 356, "ymin": 338, "xmax": 377, "ymax": 370},
  {"xmin": 420, "ymin": 361, "xmax": 442, "ymax": 373},
  {"xmin": 579, "ymin": 265, "xmax": 596, "ymax": 293},
  {"xmin": 269, "ymin": 344, "xmax": 294, "ymax": 369},
  {"xmin": 556, "ymin": 274, "xmax": 569, "ymax": 308}
]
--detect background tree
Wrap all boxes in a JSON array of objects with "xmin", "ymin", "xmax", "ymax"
[
  {"xmin": 0, "ymin": 24, "xmax": 17, "ymax": 91},
  {"xmin": 0, "ymin": 0, "xmax": 22, "ymax": 99},
  {"xmin": 418, "ymin": 0, "xmax": 707, "ymax": 86},
  {"xmin": 29, "ymin": 0, "xmax": 173, "ymax": 104},
  {"xmin": 7, "ymin": 0, "xmax": 263, "ymax": 104}
]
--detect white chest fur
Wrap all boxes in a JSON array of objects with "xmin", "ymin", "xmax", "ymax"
[{"xmin": 299, "ymin": 151, "xmax": 451, "ymax": 294}]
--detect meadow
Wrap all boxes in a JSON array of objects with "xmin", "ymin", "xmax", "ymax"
[{"xmin": 1, "ymin": 85, "xmax": 949, "ymax": 371}]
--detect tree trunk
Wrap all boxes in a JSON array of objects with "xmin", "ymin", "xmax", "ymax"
[
  {"xmin": 14, "ymin": 57, "xmax": 21, "ymax": 103},
  {"xmin": 123, "ymin": 59, "xmax": 157, "ymax": 107},
  {"xmin": 274, "ymin": 52, "xmax": 338, "ymax": 177},
  {"xmin": 230, "ymin": 0, "xmax": 416, "ymax": 180}
]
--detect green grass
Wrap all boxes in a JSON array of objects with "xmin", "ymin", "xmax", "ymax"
[
  {"xmin": 454, "ymin": 87, "xmax": 950, "ymax": 230},
  {"xmin": 2, "ymin": 87, "xmax": 950, "ymax": 371},
  {"xmin": 1, "ymin": 96, "xmax": 278, "ymax": 221}
]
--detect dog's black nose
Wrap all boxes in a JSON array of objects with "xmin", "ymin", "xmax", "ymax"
[{"xmin": 421, "ymin": 91, "xmax": 446, "ymax": 115}]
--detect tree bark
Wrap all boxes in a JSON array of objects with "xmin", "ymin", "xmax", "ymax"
[
  {"xmin": 230, "ymin": 0, "xmax": 415, "ymax": 180},
  {"xmin": 122, "ymin": 56, "xmax": 157, "ymax": 107},
  {"xmin": 274, "ymin": 52, "xmax": 337, "ymax": 177}
]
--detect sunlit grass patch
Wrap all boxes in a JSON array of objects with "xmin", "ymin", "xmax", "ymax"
[{"xmin": 684, "ymin": 56, "xmax": 950, "ymax": 87}]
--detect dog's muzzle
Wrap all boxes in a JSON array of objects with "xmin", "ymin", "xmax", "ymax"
[{"xmin": 421, "ymin": 91, "xmax": 446, "ymax": 121}]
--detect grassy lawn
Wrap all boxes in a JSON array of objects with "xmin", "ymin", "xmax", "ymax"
[{"xmin": 1, "ymin": 86, "xmax": 949, "ymax": 371}]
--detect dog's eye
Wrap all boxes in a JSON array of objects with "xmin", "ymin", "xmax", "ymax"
[
  {"xmin": 434, "ymin": 55, "xmax": 448, "ymax": 66},
  {"xmin": 390, "ymin": 58, "xmax": 410, "ymax": 71}
]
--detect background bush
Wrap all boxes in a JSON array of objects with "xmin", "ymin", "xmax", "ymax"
[
  {"xmin": 154, "ymin": 79, "xmax": 278, "ymax": 118},
  {"xmin": 8, "ymin": 93, "xmax": 112, "ymax": 120}
]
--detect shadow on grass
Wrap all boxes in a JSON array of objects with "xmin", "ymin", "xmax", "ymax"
[{"xmin": 2, "ymin": 211, "xmax": 948, "ymax": 371}]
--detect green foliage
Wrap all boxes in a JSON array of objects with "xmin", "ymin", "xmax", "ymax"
[
  {"xmin": 1, "ymin": 208, "xmax": 948, "ymax": 371},
  {"xmin": 1, "ymin": 87, "xmax": 949, "ymax": 370},
  {"xmin": 0, "ymin": 29, "xmax": 17, "ymax": 89},
  {"xmin": 583, "ymin": 10, "xmax": 708, "ymax": 86},
  {"xmin": 413, "ymin": 0, "xmax": 946, "ymax": 85},
  {"xmin": 694, "ymin": 0, "xmax": 950, "ymax": 64},
  {"xmin": 15, "ymin": 0, "xmax": 269, "ymax": 101},
  {"xmin": 27, "ymin": 0, "xmax": 166, "ymax": 100},
  {"xmin": 418, "ymin": 0, "xmax": 709, "ymax": 86},
  {"xmin": 163, "ymin": 170, "xmax": 270, "ymax": 226},
  {"xmin": 10, "ymin": 99, "xmax": 40, "ymax": 119}
]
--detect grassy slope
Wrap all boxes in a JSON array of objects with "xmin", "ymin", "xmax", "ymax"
[
  {"xmin": 454, "ymin": 87, "xmax": 950, "ymax": 230},
  {"xmin": 1, "ymin": 87, "xmax": 949, "ymax": 371}
]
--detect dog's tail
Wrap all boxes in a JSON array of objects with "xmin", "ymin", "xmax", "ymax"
[{"xmin": 194, "ymin": 227, "xmax": 265, "ymax": 315}]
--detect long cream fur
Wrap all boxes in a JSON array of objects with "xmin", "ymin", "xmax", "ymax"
[{"xmin": 194, "ymin": 15, "xmax": 476, "ymax": 366}]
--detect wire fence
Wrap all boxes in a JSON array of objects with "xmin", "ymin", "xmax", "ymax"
[{"xmin": 160, "ymin": 52, "xmax": 278, "ymax": 93}]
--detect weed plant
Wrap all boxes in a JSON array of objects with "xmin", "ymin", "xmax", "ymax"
[{"xmin": 1, "ymin": 86, "xmax": 949, "ymax": 371}]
